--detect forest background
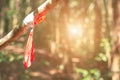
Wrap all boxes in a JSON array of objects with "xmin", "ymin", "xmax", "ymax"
[{"xmin": 0, "ymin": 0, "xmax": 119, "ymax": 80}]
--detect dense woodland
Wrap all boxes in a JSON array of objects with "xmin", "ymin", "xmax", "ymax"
[{"xmin": 0, "ymin": 0, "xmax": 120, "ymax": 80}]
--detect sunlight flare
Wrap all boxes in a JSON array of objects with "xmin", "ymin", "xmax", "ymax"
[{"xmin": 68, "ymin": 24, "xmax": 83, "ymax": 37}]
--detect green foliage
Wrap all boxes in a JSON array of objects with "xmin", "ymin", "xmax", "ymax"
[
  {"xmin": 75, "ymin": 68, "xmax": 104, "ymax": 80},
  {"xmin": 95, "ymin": 53, "xmax": 107, "ymax": 62},
  {"xmin": 43, "ymin": 60, "xmax": 50, "ymax": 66},
  {"xmin": 0, "ymin": 51, "xmax": 23, "ymax": 63},
  {"xmin": 100, "ymin": 38, "xmax": 111, "ymax": 53},
  {"xmin": 0, "ymin": 52, "xmax": 7, "ymax": 62},
  {"xmin": 95, "ymin": 38, "xmax": 111, "ymax": 62},
  {"xmin": 18, "ymin": 70, "xmax": 31, "ymax": 80}
]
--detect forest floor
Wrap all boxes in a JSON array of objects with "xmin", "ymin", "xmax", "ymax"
[{"xmin": 0, "ymin": 41, "xmax": 109, "ymax": 80}]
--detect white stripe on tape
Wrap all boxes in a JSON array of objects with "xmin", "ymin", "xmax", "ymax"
[{"xmin": 23, "ymin": 12, "xmax": 34, "ymax": 27}]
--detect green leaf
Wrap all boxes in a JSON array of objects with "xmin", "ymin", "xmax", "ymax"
[
  {"xmin": 75, "ymin": 68, "xmax": 88, "ymax": 77},
  {"xmin": 90, "ymin": 69, "xmax": 100, "ymax": 79}
]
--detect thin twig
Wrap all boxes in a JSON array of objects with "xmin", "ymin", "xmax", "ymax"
[{"xmin": 0, "ymin": 0, "xmax": 62, "ymax": 50}]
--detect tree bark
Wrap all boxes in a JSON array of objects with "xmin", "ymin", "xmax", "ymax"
[
  {"xmin": 94, "ymin": 0, "xmax": 102, "ymax": 56},
  {"xmin": 59, "ymin": 0, "xmax": 73, "ymax": 75},
  {"xmin": 111, "ymin": 0, "xmax": 120, "ymax": 80}
]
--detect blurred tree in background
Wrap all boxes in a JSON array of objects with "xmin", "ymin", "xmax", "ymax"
[{"xmin": 0, "ymin": 0, "xmax": 118, "ymax": 80}]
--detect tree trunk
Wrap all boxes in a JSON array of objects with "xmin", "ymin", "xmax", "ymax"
[
  {"xmin": 111, "ymin": 0, "xmax": 120, "ymax": 80},
  {"xmin": 59, "ymin": 0, "xmax": 73, "ymax": 75},
  {"xmin": 94, "ymin": 0, "xmax": 102, "ymax": 56}
]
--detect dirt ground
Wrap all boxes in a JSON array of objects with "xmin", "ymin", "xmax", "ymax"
[{"xmin": 0, "ymin": 44, "xmax": 108, "ymax": 80}]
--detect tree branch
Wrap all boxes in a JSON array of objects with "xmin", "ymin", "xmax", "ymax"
[{"xmin": 0, "ymin": 0, "xmax": 62, "ymax": 50}]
